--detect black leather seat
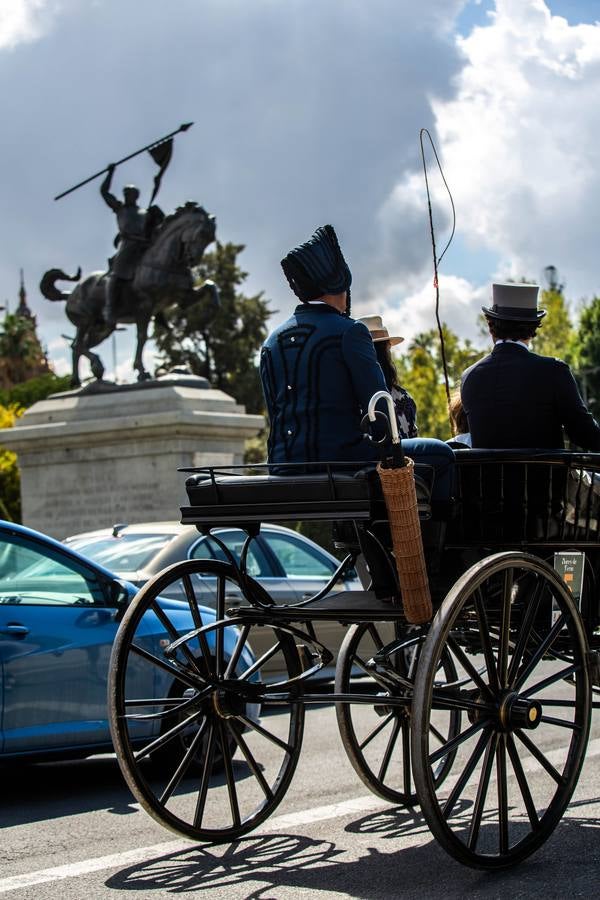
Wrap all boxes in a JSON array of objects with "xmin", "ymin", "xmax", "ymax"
[{"xmin": 181, "ymin": 466, "xmax": 434, "ymax": 527}]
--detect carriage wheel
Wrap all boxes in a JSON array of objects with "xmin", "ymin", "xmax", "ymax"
[
  {"xmin": 109, "ymin": 559, "xmax": 305, "ymax": 842},
  {"xmin": 335, "ymin": 622, "xmax": 461, "ymax": 805},
  {"xmin": 412, "ymin": 551, "xmax": 591, "ymax": 869}
]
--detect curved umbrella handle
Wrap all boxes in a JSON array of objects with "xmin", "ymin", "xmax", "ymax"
[{"xmin": 368, "ymin": 391, "xmax": 400, "ymax": 444}]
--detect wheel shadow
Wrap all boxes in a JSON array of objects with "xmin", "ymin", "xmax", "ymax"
[
  {"xmin": 0, "ymin": 755, "xmax": 254, "ymax": 828},
  {"xmin": 104, "ymin": 797, "xmax": 600, "ymax": 898}
]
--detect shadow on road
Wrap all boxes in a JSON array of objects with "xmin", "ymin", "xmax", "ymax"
[
  {"xmin": 103, "ymin": 798, "xmax": 600, "ymax": 898},
  {"xmin": 0, "ymin": 755, "xmax": 252, "ymax": 828}
]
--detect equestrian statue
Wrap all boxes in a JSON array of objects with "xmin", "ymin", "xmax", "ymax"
[{"xmin": 42, "ymin": 123, "xmax": 219, "ymax": 388}]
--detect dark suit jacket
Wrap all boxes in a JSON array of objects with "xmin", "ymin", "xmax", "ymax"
[
  {"xmin": 260, "ymin": 304, "xmax": 387, "ymax": 466},
  {"xmin": 461, "ymin": 342, "xmax": 600, "ymax": 450}
]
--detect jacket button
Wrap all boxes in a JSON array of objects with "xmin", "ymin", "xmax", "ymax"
[
  {"xmin": 287, "ymin": 429, "xmax": 292, "ymax": 435},
  {"xmin": 287, "ymin": 384, "xmax": 292, "ymax": 391},
  {"xmin": 290, "ymin": 336, "xmax": 295, "ymax": 342}
]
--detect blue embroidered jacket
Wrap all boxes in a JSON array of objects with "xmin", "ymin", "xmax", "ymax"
[{"xmin": 260, "ymin": 304, "xmax": 388, "ymax": 467}]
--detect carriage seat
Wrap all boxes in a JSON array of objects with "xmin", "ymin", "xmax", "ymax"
[
  {"xmin": 451, "ymin": 448, "xmax": 600, "ymax": 544},
  {"xmin": 181, "ymin": 465, "xmax": 435, "ymax": 527}
]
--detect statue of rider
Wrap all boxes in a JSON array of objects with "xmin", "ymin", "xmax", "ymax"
[{"xmin": 100, "ymin": 163, "xmax": 150, "ymax": 325}]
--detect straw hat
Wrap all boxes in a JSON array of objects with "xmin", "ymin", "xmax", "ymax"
[
  {"xmin": 357, "ymin": 315, "xmax": 404, "ymax": 346},
  {"xmin": 482, "ymin": 283, "xmax": 546, "ymax": 321}
]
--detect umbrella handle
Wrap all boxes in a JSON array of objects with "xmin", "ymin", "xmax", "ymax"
[
  {"xmin": 368, "ymin": 391, "xmax": 400, "ymax": 444},
  {"xmin": 360, "ymin": 411, "xmax": 391, "ymax": 446}
]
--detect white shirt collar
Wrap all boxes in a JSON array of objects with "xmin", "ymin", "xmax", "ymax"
[{"xmin": 495, "ymin": 339, "xmax": 530, "ymax": 351}]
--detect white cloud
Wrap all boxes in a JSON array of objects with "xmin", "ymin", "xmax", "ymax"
[
  {"xmin": 354, "ymin": 273, "xmax": 489, "ymax": 349},
  {"xmin": 431, "ymin": 0, "xmax": 600, "ymax": 300},
  {"xmin": 3, "ymin": 0, "xmax": 600, "ymax": 385},
  {"xmin": 0, "ymin": 0, "xmax": 62, "ymax": 49}
]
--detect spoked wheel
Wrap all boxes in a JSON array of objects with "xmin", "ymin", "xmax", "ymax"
[
  {"xmin": 335, "ymin": 621, "xmax": 460, "ymax": 805},
  {"xmin": 109, "ymin": 559, "xmax": 305, "ymax": 842},
  {"xmin": 412, "ymin": 551, "xmax": 591, "ymax": 869}
]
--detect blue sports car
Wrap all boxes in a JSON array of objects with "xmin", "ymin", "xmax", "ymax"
[{"xmin": 0, "ymin": 519, "xmax": 254, "ymax": 763}]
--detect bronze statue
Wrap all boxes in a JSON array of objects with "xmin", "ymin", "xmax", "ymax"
[
  {"xmin": 100, "ymin": 164, "xmax": 161, "ymax": 326},
  {"xmin": 40, "ymin": 202, "xmax": 218, "ymax": 387}
]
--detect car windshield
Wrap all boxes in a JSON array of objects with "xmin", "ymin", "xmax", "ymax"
[{"xmin": 66, "ymin": 533, "xmax": 175, "ymax": 571}]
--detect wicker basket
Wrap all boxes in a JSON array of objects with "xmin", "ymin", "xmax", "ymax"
[{"xmin": 377, "ymin": 458, "xmax": 432, "ymax": 624}]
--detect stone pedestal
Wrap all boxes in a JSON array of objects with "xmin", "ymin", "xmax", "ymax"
[{"xmin": 0, "ymin": 378, "xmax": 263, "ymax": 540}]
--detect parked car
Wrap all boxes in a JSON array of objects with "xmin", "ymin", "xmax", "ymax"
[
  {"xmin": 0, "ymin": 520, "xmax": 254, "ymax": 762},
  {"xmin": 64, "ymin": 522, "xmax": 360, "ymax": 602},
  {"xmin": 64, "ymin": 522, "xmax": 363, "ymax": 673}
]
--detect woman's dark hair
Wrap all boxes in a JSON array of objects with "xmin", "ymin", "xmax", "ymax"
[
  {"xmin": 486, "ymin": 317, "xmax": 540, "ymax": 342},
  {"xmin": 375, "ymin": 340, "xmax": 399, "ymax": 391}
]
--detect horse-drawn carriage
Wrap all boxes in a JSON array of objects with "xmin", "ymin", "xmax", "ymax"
[{"xmin": 107, "ymin": 398, "xmax": 600, "ymax": 870}]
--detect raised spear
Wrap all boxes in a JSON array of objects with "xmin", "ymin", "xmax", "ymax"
[{"xmin": 53, "ymin": 122, "xmax": 193, "ymax": 201}]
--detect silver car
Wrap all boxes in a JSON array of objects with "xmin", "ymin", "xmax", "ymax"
[{"xmin": 65, "ymin": 522, "xmax": 361, "ymax": 670}]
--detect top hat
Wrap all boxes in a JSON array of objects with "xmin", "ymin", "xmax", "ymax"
[
  {"xmin": 281, "ymin": 225, "xmax": 352, "ymax": 303},
  {"xmin": 357, "ymin": 315, "xmax": 404, "ymax": 346},
  {"xmin": 482, "ymin": 283, "xmax": 546, "ymax": 321}
]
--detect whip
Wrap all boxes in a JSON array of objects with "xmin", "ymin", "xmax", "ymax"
[{"xmin": 419, "ymin": 128, "xmax": 456, "ymax": 418}]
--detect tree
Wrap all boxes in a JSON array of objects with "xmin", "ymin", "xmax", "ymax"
[
  {"xmin": 396, "ymin": 325, "xmax": 484, "ymax": 439},
  {"xmin": 0, "ymin": 403, "xmax": 23, "ymax": 521},
  {"xmin": 154, "ymin": 242, "xmax": 271, "ymax": 414},
  {"xmin": 0, "ymin": 372, "xmax": 71, "ymax": 522},
  {"xmin": 0, "ymin": 313, "xmax": 51, "ymax": 390},
  {"xmin": 573, "ymin": 296, "xmax": 600, "ymax": 418},
  {"xmin": 532, "ymin": 288, "xmax": 575, "ymax": 362},
  {"xmin": 0, "ymin": 371, "xmax": 71, "ymax": 409}
]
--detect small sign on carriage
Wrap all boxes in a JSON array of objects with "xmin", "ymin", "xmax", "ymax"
[{"xmin": 552, "ymin": 551, "xmax": 585, "ymax": 625}]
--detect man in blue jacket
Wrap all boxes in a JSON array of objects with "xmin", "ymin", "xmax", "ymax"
[
  {"xmin": 260, "ymin": 225, "xmax": 387, "ymax": 468},
  {"xmin": 260, "ymin": 224, "xmax": 454, "ymax": 500}
]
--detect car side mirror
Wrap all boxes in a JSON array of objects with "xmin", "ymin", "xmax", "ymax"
[{"xmin": 109, "ymin": 579, "xmax": 131, "ymax": 608}]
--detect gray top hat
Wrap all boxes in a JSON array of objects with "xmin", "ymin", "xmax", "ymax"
[{"xmin": 482, "ymin": 283, "xmax": 546, "ymax": 321}]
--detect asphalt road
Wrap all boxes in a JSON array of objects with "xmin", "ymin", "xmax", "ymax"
[{"xmin": 1, "ymin": 701, "xmax": 600, "ymax": 900}]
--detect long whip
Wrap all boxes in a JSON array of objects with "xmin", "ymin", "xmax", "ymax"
[{"xmin": 419, "ymin": 128, "xmax": 456, "ymax": 415}]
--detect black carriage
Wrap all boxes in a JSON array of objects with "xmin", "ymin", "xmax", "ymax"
[{"xmin": 108, "ymin": 442, "xmax": 600, "ymax": 870}]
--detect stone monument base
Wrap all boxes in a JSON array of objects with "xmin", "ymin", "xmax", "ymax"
[{"xmin": 0, "ymin": 377, "xmax": 263, "ymax": 540}]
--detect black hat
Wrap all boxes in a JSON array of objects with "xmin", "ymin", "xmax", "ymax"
[
  {"xmin": 281, "ymin": 225, "xmax": 352, "ymax": 303},
  {"xmin": 482, "ymin": 283, "xmax": 546, "ymax": 321}
]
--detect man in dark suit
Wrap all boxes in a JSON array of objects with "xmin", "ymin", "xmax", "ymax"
[
  {"xmin": 260, "ymin": 225, "xmax": 388, "ymax": 468},
  {"xmin": 461, "ymin": 282, "xmax": 600, "ymax": 450}
]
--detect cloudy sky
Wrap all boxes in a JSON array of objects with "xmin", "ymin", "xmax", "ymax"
[{"xmin": 1, "ymin": 0, "xmax": 599, "ymax": 383}]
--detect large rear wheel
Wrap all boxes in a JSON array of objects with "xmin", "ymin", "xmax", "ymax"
[{"xmin": 412, "ymin": 551, "xmax": 591, "ymax": 869}]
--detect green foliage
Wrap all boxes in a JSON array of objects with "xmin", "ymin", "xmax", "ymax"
[
  {"xmin": 396, "ymin": 325, "xmax": 484, "ymax": 439},
  {"xmin": 0, "ymin": 404, "xmax": 23, "ymax": 522},
  {"xmin": 573, "ymin": 295, "xmax": 600, "ymax": 417},
  {"xmin": 532, "ymin": 289, "xmax": 575, "ymax": 362},
  {"xmin": 0, "ymin": 373, "xmax": 69, "ymax": 523},
  {"xmin": 244, "ymin": 429, "xmax": 268, "ymax": 465},
  {"xmin": 154, "ymin": 242, "xmax": 271, "ymax": 414},
  {"xmin": 0, "ymin": 372, "xmax": 71, "ymax": 409}
]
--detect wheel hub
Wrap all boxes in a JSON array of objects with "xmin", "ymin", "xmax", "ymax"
[
  {"xmin": 498, "ymin": 691, "xmax": 542, "ymax": 731},
  {"xmin": 212, "ymin": 687, "xmax": 247, "ymax": 719}
]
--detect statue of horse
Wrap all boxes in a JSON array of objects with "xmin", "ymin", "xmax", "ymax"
[{"xmin": 40, "ymin": 202, "xmax": 219, "ymax": 387}]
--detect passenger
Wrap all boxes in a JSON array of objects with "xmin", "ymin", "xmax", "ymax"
[
  {"xmin": 461, "ymin": 283, "xmax": 600, "ymax": 450},
  {"xmin": 260, "ymin": 224, "xmax": 454, "ymax": 503},
  {"xmin": 447, "ymin": 389, "xmax": 471, "ymax": 447},
  {"xmin": 260, "ymin": 224, "xmax": 388, "ymax": 470},
  {"xmin": 357, "ymin": 315, "xmax": 418, "ymax": 439}
]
